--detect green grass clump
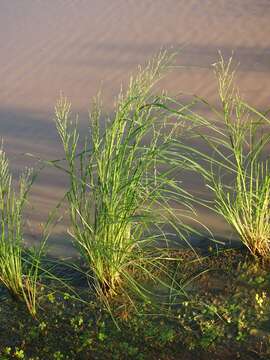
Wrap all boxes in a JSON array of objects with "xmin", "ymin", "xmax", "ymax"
[
  {"xmin": 54, "ymin": 52, "xmax": 193, "ymax": 300},
  {"xmin": 181, "ymin": 56, "xmax": 270, "ymax": 258},
  {"xmin": 0, "ymin": 146, "xmax": 42, "ymax": 316}
]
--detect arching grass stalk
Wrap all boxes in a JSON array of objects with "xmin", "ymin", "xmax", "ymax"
[
  {"xmin": 55, "ymin": 52, "xmax": 195, "ymax": 301},
  {"xmin": 0, "ymin": 146, "xmax": 44, "ymax": 316},
  {"xmin": 178, "ymin": 55, "xmax": 270, "ymax": 258}
]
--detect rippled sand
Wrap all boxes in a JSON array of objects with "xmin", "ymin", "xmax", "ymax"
[{"xmin": 1, "ymin": 0, "xmax": 270, "ymax": 253}]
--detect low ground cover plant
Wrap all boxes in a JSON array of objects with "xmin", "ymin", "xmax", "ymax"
[{"xmin": 0, "ymin": 249, "xmax": 270, "ymax": 359}]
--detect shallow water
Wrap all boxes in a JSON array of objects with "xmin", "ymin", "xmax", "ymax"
[{"xmin": 1, "ymin": 0, "xmax": 270, "ymax": 254}]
